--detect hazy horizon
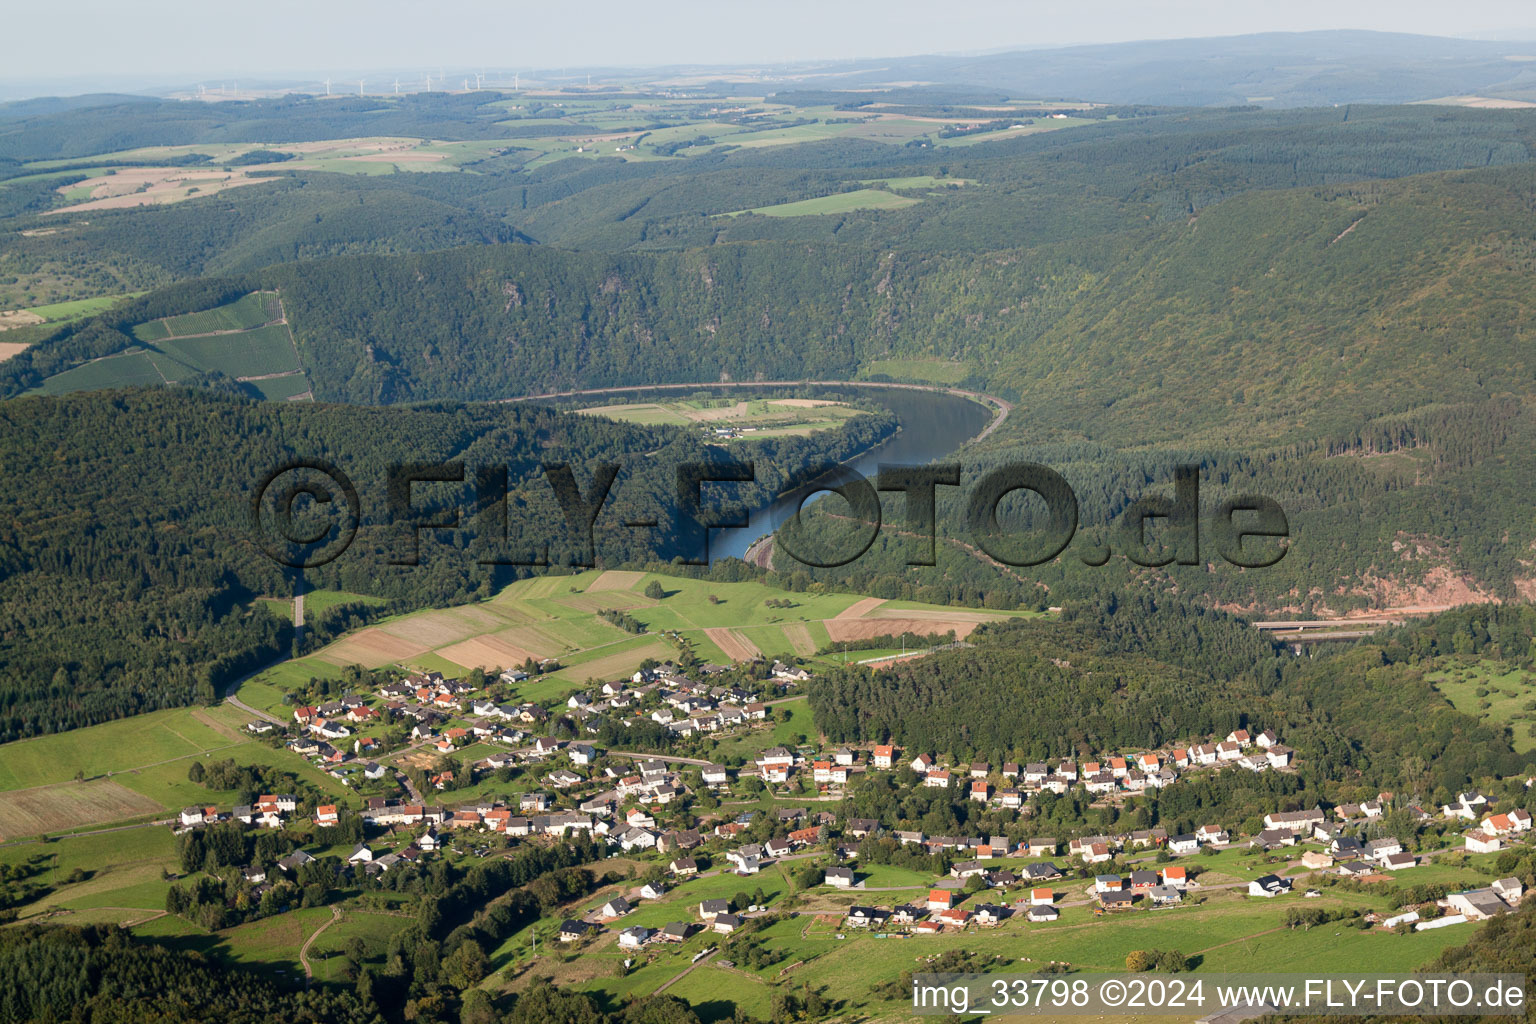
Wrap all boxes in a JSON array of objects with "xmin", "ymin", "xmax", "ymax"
[{"xmin": 4, "ymin": 1, "xmax": 1536, "ymax": 99}]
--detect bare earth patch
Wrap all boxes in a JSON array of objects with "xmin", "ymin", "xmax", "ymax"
[
  {"xmin": 704, "ymin": 627, "xmax": 762, "ymax": 662},
  {"xmin": 833, "ymin": 597, "xmax": 887, "ymax": 619},
  {"xmin": 0, "ymin": 779, "xmax": 163, "ymax": 837},
  {"xmin": 587, "ymin": 570, "xmax": 645, "ymax": 592},
  {"xmin": 0, "ymin": 341, "xmax": 29, "ymax": 362},
  {"xmin": 825, "ymin": 616, "xmax": 983, "ymax": 643},
  {"xmin": 0, "ymin": 310, "xmax": 45, "ymax": 331}
]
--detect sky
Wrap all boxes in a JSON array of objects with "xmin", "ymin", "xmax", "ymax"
[{"xmin": 5, "ymin": 0, "xmax": 1536, "ymax": 90}]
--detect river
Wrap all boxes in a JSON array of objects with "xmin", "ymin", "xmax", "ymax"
[{"xmin": 505, "ymin": 380, "xmax": 1002, "ymax": 564}]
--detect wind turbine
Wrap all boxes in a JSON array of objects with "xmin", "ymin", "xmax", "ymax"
[
  {"xmin": 513, "ymin": 71, "xmax": 519, "ymax": 90},
  {"xmin": 394, "ymin": 78, "xmax": 400, "ymax": 95},
  {"xmin": 323, "ymin": 77, "xmax": 331, "ymax": 96},
  {"xmin": 425, "ymin": 73, "xmax": 431, "ymax": 92},
  {"xmin": 358, "ymin": 79, "xmax": 364, "ymax": 96}
]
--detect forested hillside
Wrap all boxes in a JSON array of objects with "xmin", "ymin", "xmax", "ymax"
[
  {"xmin": 809, "ymin": 595, "xmax": 1536, "ymax": 804},
  {"xmin": 0, "ymin": 386, "xmax": 892, "ymax": 740}
]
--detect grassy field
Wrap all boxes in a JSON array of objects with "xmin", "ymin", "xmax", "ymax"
[
  {"xmin": 859, "ymin": 358, "xmax": 972, "ymax": 384},
  {"xmin": 725, "ymin": 189, "xmax": 920, "ymax": 218},
  {"xmin": 36, "ymin": 291, "xmax": 299, "ymax": 394},
  {"xmin": 131, "ymin": 292, "xmax": 278, "ymax": 341},
  {"xmin": 576, "ymin": 397, "xmax": 866, "ymax": 437},
  {"xmin": 252, "ymin": 570, "xmax": 1026, "ymax": 706},
  {"xmin": 24, "ymin": 293, "xmax": 139, "ymax": 322},
  {"xmin": 0, "ymin": 702, "xmax": 352, "ymax": 832},
  {"xmin": 1428, "ymin": 660, "xmax": 1536, "ymax": 752},
  {"xmin": 36, "ymin": 350, "xmax": 168, "ymax": 393},
  {"xmin": 156, "ymin": 323, "xmax": 300, "ymax": 378}
]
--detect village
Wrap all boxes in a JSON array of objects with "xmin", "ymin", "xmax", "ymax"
[{"xmin": 167, "ymin": 660, "xmax": 1536, "ymax": 958}]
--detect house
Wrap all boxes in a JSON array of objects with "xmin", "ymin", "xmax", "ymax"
[
  {"xmin": 618, "ymin": 926, "xmax": 652, "ymax": 948},
  {"xmin": 1195, "ymin": 824, "xmax": 1228, "ymax": 844},
  {"xmin": 1130, "ymin": 869, "xmax": 1160, "ymax": 890},
  {"xmin": 559, "ymin": 920, "xmax": 593, "ymax": 942},
  {"xmin": 1024, "ymin": 862, "xmax": 1062, "ymax": 881},
  {"xmin": 713, "ymin": 913, "xmax": 742, "ymax": 934},
  {"xmin": 640, "ymin": 882, "xmax": 668, "ymax": 901},
  {"xmin": 1026, "ymin": 905, "xmax": 1059, "ymax": 922},
  {"xmin": 1188, "ymin": 743, "xmax": 1218, "ymax": 765},
  {"xmin": 911, "ymin": 753, "xmax": 934, "ymax": 773},
  {"xmin": 277, "ymin": 850, "xmax": 314, "ymax": 874},
  {"xmin": 846, "ymin": 817, "xmax": 879, "ymax": 838},
  {"xmin": 1263, "ymin": 808, "xmax": 1324, "ymax": 831},
  {"xmin": 314, "ymin": 805, "xmax": 339, "ymax": 827},
  {"xmin": 1448, "ymin": 889, "xmax": 1511, "ymax": 921},
  {"xmin": 1216, "ymin": 741, "xmax": 1242, "ymax": 761},
  {"xmin": 1266, "ymin": 745, "xmax": 1294, "ymax": 768},
  {"xmin": 974, "ymin": 903, "xmax": 1009, "ymax": 926},
  {"xmin": 873, "ymin": 745, "xmax": 895, "ymax": 769},
  {"xmin": 1364, "ymin": 838, "xmax": 1403, "ymax": 862},
  {"xmin": 660, "ymin": 922, "xmax": 692, "ymax": 943},
  {"xmin": 1380, "ymin": 852, "xmax": 1416, "ymax": 871},
  {"xmin": 845, "ymin": 905, "xmax": 880, "ymax": 928},
  {"xmin": 1167, "ymin": 834, "xmax": 1199, "ymax": 855},
  {"xmin": 951, "ymin": 860, "xmax": 988, "ymax": 879},
  {"xmin": 1256, "ymin": 729, "xmax": 1278, "ymax": 748},
  {"xmin": 1301, "ymin": 851, "xmax": 1335, "ymax": 870},
  {"xmin": 569, "ymin": 743, "xmax": 597, "ymax": 765},
  {"xmin": 1030, "ymin": 887, "xmax": 1055, "ymax": 906},
  {"xmin": 1149, "ymin": 885, "xmax": 1183, "ymax": 905},
  {"xmin": 926, "ymin": 888, "xmax": 955, "ymax": 911},
  {"xmin": 599, "ymin": 897, "xmax": 632, "ymax": 918},
  {"xmin": 698, "ymin": 899, "xmax": 731, "ymax": 921},
  {"xmin": 1094, "ymin": 874, "xmax": 1124, "ymax": 894},
  {"xmin": 1027, "ymin": 838, "xmax": 1057, "ymax": 857},
  {"xmin": 1491, "ymin": 877, "xmax": 1524, "ymax": 904},
  {"xmin": 970, "ymin": 780, "xmax": 990, "ymax": 802},
  {"xmin": 670, "ymin": 858, "xmax": 699, "ymax": 877},
  {"xmin": 1098, "ymin": 890, "xmax": 1135, "ymax": 909},
  {"xmin": 924, "ymin": 769, "xmax": 951, "ymax": 789},
  {"xmin": 701, "ymin": 764, "xmax": 730, "ymax": 787},
  {"xmin": 348, "ymin": 844, "xmax": 374, "ymax": 863},
  {"xmin": 1161, "ymin": 865, "xmax": 1187, "ymax": 889},
  {"xmin": 1249, "ymin": 874, "xmax": 1292, "ymax": 898},
  {"xmin": 825, "ymin": 866, "xmax": 855, "ymax": 888},
  {"xmin": 1081, "ymin": 842, "xmax": 1113, "ymax": 864},
  {"xmin": 1465, "ymin": 830, "xmax": 1502, "ymax": 854},
  {"xmin": 764, "ymin": 837, "xmax": 792, "ymax": 859}
]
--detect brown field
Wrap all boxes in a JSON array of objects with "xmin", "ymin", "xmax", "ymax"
[
  {"xmin": 587, "ymin": 570, "xmax": 645, "ymax": 592},
  {"xmin": 833, "ymin": 597, "xmax": 887, "ymax": 619},
  {"xmin": 781, "ymin": 622, "xmax": 815, "ymax": 656},
  {"xmin": 0, "ymin": 341, "xmax": 29, "ymax": 362},
  {"xmin": 0, "ymin": 309, "xmax": 45, "ymax": 331},
  {"xmin": 865, "ymin": 607, "xmax": 1008, "ymax": 624},
  {"xmin": 313, "ymin": 628, "xmax": 431, "ymax": 668},
  {"xmin": 704, "ymin": 627, "xmax": 762, "ymax": 662},
  {"xmin": 436, "ymin": 635, "xmax": 544, "ymax": 671},
  {"xmin": 825, "ymin": 616, "xmax": 985, "ymax": 643},
  {"xmin": 47, "ymin": 167, "xmax": 272, "ymax": 214},
  {"xmin": 377, "ymin": 609, "xmax": 497, "ymax": 648},
  {"xmin": 559, "ymin": 641, "xmax": 674, "ymax": 681},
  {"xmin": 0, "ymin": 779, "xmax": 164, "ymax": 837},
  {"xmin": 552, "ymin": 592, "xmax": 656, "ymax": 613}
]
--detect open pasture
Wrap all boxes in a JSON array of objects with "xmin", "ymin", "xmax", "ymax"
[{"xmin": 0, "ymin": 779, "xmax": 164, "ymax": 837}]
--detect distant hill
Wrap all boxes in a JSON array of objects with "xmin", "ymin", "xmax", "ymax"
[{"xmin": 774, "ymin": 31, "xmax": 1536, "ymax": 107}]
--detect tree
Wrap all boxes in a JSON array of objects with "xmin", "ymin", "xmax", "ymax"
[
  {"xmin": 187, "ymin": 761, "xmax": 205, "ymax": 783},
  {"xmin": 645, "ymin": 580, "xmax": 666, "ymax": 600},
  {"xmin": 1125, "ymin": 950, "xmax": 1156, "ymax": 972}
]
